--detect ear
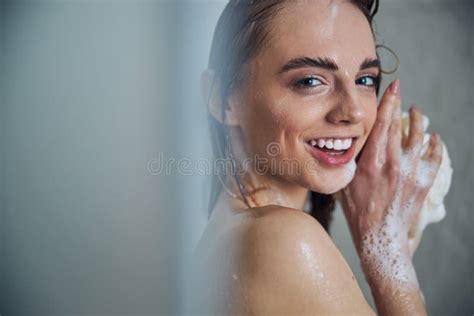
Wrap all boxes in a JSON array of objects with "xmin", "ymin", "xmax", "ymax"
[{"xmin": 200, "ymin": 69, "xmax": 240, "ymax": 126}]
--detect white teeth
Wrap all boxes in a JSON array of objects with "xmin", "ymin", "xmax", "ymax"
[
  {"xmin": 309, "ymin": 137, "xmax": 353, "ymax": 150},
  {"xmin": 343, "ymin": 138, "xmax": 352, "ymax": 149},
  {"xmin": 325, "ymin": 139, "xmax": 334, "ymax": 149}
]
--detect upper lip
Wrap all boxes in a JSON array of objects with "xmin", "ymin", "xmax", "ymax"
[{"xmin": 306, "ymin": 135, "xmax": 359, "ymax": 141}]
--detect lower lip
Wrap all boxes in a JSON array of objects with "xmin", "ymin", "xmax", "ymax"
[{"xmin": 306, "ymin": 139, "xmax": 357, "ymax": 167}]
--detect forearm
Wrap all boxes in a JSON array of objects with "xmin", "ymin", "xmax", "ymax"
[{"xmin": 364, "ymin": 263, "xmax": 427, "ymax": 316}]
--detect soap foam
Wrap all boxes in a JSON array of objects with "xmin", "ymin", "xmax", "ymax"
[
  {"xmin": 360, "ymin": 191, "xmax": 420, "ymax": 289},
  {"xmin": 359, "ymin": 148, "xmax": 426, "ymax": 289},
  {"xmin": 400, "ymin": 111, "xmax": 453, "ymax": 247},
  {"xmin": 415, "ymin": 160, "xmax": 438, "ymax": 189},
  {"xmin": 344, "ymin": 111, "xmax": 452, "ymax": 291},
  {"xmin": 345, "ymin": 158, "xmax": 357, "ymax": 181}
]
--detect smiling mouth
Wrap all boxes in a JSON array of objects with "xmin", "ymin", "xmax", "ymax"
[
  {"xmin": 304, "ymin": 136, "xmax": 358, "ymax": 167},
  {"xmin": 306, "ymin": 137, "xmax": 358, "ymax": 155}
]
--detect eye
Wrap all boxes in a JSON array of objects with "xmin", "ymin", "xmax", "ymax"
[
  {"xmin": 356, "ymin": 75, "xmax": 378, "ymax": 88},
  {"xmin": 294, "ymin": 77, "xmax": 323, "ymax": 89}
]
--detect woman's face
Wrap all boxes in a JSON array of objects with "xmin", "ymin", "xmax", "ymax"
[{"xmin": 233, "ymin": 0, "xmax": 379, "ymax": 194}]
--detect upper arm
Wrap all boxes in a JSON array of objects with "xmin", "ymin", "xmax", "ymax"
[{"xmin": 233, "ymin": 207, "xmax": 375, "ymax": 315}]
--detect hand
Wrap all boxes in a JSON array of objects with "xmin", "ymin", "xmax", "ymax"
[{"xmin": 338, "ymin": 79, "xmax": 443, "ymax": 285}]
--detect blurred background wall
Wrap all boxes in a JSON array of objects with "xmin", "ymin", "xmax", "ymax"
[
  {"xmin": 1, "ymin": 0, "xmax": 472, "ymax": 315},
  {"xmin": 1, "ymin": 0, "xmax": 182, "ymax": 314},
  {"xmin": 1, "ymin": 0, "xmax": 5, "ymax": 311}
]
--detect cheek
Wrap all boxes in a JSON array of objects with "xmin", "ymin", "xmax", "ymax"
[
  {"xmin": 264, "ymin": 97, "xmax": 319, "ymax": 144},
  {"xmin": 267, "ymin": 90, "xmax": 326, "ymax": 127},
  {"xmin": 237, "ymin": 99, "xmax": 289, "ymax": 156},
  {"xmin": 244, "ymin": 94, "xmax": 296, "ymax": 134}
]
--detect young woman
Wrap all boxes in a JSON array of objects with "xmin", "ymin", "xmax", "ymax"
[{"xmin": 190, "ymin": 0, "xmax": 443, "ymax": 315}]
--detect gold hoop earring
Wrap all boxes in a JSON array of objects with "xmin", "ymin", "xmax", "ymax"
[{"xmin": 376, "ymin": 44, "xmax": 399, "ymax": 75}]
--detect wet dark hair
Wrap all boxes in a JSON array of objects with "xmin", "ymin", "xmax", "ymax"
[{"xmin": 206, "ymin": 0, "xmax": 382, "ymax": 234}]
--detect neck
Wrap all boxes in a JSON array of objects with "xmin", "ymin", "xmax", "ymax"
[
  {"xmin": 222, "ymin": 127, "xmax": 310, "ymax": 213},
  {"xmin": 223, "ymin": 167, "xmax": 310, "ymax": 212}
]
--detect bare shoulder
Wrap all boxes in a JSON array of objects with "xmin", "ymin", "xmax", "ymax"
[
  {"xmin": 189, "ymin": 205, "xmax": 375, "ymax": 315},
  {"xmin": 243, "ymin": 203, "xmax": 330, "ymax": 240},
  {"xmin": 239, "ymin": 205, "xmax": 338, "ymax": 267},
  {"xmin": 236, "ymin": 205, "xmax": 374, "ymax": 315}
]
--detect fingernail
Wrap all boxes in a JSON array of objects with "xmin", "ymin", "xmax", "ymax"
[{"xmin": 390, "ymin": 79, "xmax": 400, "ymax": 97}]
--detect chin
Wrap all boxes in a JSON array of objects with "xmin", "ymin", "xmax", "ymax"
[
  {"xmin": 310, "ymin": 181, "xmax": 346, "ymax": 195},
  {"xmin": 304, "ymin": 159, "xmax": 357, "ymax": 195}
]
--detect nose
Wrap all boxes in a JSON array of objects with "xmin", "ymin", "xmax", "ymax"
[{"xmin": 325, "ymin": 85, "xmax": 365, "ymax": 125}]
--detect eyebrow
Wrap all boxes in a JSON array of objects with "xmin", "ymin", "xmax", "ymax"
[{"xmin": 279, "ymin": 56, "xmax": 381, "ymax": 73}]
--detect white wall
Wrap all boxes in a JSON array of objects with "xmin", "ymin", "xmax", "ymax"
[{"xmin": 1, "ymin": 1, "xmax": 180, "ymax": 314}]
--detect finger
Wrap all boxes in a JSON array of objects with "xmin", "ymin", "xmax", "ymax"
[
  {"xmin": 404, "ymin": 104, "xmax": 424, "ymax": 153},
  {"xmin": 413, "ymin": 134, "xmax": 443, "ymax": 192},
  {"xmin": 423, "ymin": 133, "xmax": 443, "ymax": 166},
  {"xmin": 401, "ymin": 111, "xmax": 409, "ymax": 146},
  {"xmin": 387, "ymin": 95, "xmax": 402, "ymax": 171},
  {"xmin": 363, "ymin": 79, "xmax": 400, "ymax": 160}
]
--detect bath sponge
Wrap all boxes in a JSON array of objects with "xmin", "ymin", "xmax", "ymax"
[{"xmin": 400, "ymin": 111, "xmax": 453, "ymax": 246}]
